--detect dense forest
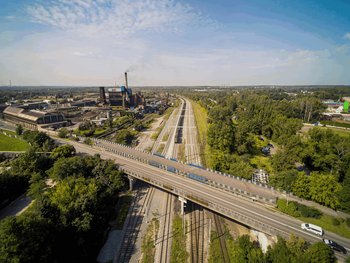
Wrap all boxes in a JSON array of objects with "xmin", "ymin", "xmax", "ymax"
[
  {"xmin": 184, "ymin": 88, "xmax": 350, "ymax": 212},
  {"xmin": 0, "ymin": 132, "xmax": 125, "ymax": 263}
]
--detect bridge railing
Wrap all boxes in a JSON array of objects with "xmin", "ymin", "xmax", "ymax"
[
  {"xmin": 120, "ymin": 167, "xmax": 288, "ymax": 238},
  {"xmin": 76, "ymin": 136, "xmax": 276, "ymax": 205}
]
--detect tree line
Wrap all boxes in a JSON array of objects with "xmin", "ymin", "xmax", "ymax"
[{"xmin": 185, "ymin": 90, "xmax": 350, "ymax": 211}]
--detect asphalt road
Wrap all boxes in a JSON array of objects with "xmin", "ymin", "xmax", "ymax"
[
  {"xmin": 93, "ymin": 138, "xmax": 277, "ymax": 202},
  {"xmin": 59, "ymin": 138, "xmax": 350, "ymax": 260}
]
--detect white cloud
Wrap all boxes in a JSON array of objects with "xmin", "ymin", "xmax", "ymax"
[
  {"xmin": 2, "ymin": 30, "xmax": 349, "ymax": 86},
  {"xmin": 27, "ymin": 0, "xmax": 212, "ymax": 38},
  {"xmin": 344, "ymin": 32, "xmax": 350, "ymax": 40},
  {"xmin": 5, "ymin": 15, "xmax": 15, "ymax": 20},
  {"xmin": 73, "ymin": 51, "xmax": 93, "ymax": 56}
]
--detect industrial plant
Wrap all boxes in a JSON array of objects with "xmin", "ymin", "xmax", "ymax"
[
  {"xmin": 0, "ymin": 72, "xmax": 171, "ymax": 134},
  {"xmin": 99, "ymin": 72, "xmax": 145, "ymax": 109}
]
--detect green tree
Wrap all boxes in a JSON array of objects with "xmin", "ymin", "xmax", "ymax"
[
  {"xmin": 27, "ymin": 172, "xmax": 47, "ymax": 199},
  {"xmin": 15, "ymin": 124, "xmax": 23, "ymax": 136},
  {"xmin": 337, "ymin": 170, "xmax": 350, "ymax": 212},
  {"xmin": 269, "ymin": 170, "xmax": 298, "ymax": 192},
  {"xmin": 287, "ymin": 234, "xmax": 309, "ymax": 259},
  {"xmin": 133, "ymin": 120, "xmax": 144, "ymax": 131},
  {"xmin": 49, "ymin": 177, "xmax": 98, "ymax": 231},
  {"xmin": 230, "ymin": 235, "xmax": 265, "ymax": 263},
  {"xmin": 22, "ymin": 131, "xmax": 55, "ymax": 151},
  {"xmin": 50, "ymin": 144, "xmax": 76, "ymax": 160},
  {"xmin": 266, "ymin": 237, "xmax": 293, "ymax": 263},
  {"xmin": 308, "ymin": 173, "xmax": 342, "ymax": 209},
  {"xmin": 207, "ymin": 120, "xmax": 235, "ymax": 152},
  {"xmin": 0, "ymin": 215, "xmax": 54, "ymax": 263},
  {"xmin": 271, "ymin": 151, "xmax": 296, "ymax": 172},
  {"xmin": 305, "ymin": 242, "xmax": 336, "ymax": 263},
  {"xmin": 302, "ymin": 128, "xmax": 344, "ymax": 175},
  {"xmin": 10, "ymin": 148, "xmax": 51, "ymax": 179},
  {"xmin": 115, "ymin": 129, "xmax": 134, "ymax": 145},
  {"xmin": 292, "ymin": 174, "xmax": 311, "ymax": 199},
  {"xmin": 48, "ymin": 156, "xmax": 86, "ymax": 180},
  {"xmin": 57, "ymin": 128, "xmax": 69, "ymax": 138}
]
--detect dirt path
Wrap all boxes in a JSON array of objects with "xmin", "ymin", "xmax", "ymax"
[{"xmin": 136, "ymin": 116, "xmax": 164, "ymax": 151}]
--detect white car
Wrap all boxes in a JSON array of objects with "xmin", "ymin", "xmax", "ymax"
[{"xmin": 301, "ymin": 223, "xmax": 323, "ymax": 236}]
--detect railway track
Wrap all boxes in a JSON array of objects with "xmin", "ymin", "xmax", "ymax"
[
  {"xmin": 212, "ymin": 213, "xmax": 230, "ymax": 263},
  {"xmin": 189, "ymin": 203, "xmax": 205, "ymax": 263},
  {"xmin": 154, "ymin": 101, "xmax": 184, "ymax": 262},
  {"xmin": 115, "ymin": 185, "xmax": 155, "ymax": 263},
  {"xmin": 158, "ymin": 194, "xmax": 173, "ymax": 263}
]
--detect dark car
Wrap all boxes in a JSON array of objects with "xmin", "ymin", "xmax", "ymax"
[{"xmin": 323, "ymin": 239, "xmax": 347, "ymax": 254}]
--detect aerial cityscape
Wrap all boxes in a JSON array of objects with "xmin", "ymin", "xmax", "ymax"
[{"xmin": 0, "ymin": 0, "xmax": 350, "ymax": 263}]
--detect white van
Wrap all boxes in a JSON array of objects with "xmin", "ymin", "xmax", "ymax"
[{"xmin": 301, "ymin": 223, "xmax": 323, "ymax": 236}]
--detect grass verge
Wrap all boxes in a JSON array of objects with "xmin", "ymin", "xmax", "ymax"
[
  {"xmin": 0, "ymin": 132, "xmax": 30, "ymax": 151},
  {"xmin": 178, "ymin": 143, "xmax": 186, "ymax": 162},
  {"xmin": 208, "ymin": 230, "xmax": 224, "ymax": 263},
  {"xmin": 190, "ymin": 100, "xmax": 208, "ymax": 166},
  {"xmin": 276, "ymin": 199, "xmax": 350, "ymax": 238},
  {"xmin": 170, "ymin": 215, "xmax": 188, "ymax": 263},
  {"xmin": 162, "ymin": 132, "xmax": 170, "ymax": 142},
  {"xmin": 320, "ymin": 120, "xmax": 350, "ymax": 129},
  {"xmin": 209, "ymin": 223, "xmax": 234, "ymax": 262},
  {"xmin": 298, "ymin": 214, "xmax": 350, "ymax": 239},
  {"xmin": 157, "ymin": 144, "xmax": 165, "ymax": 154},
  {"xmin": 141, "ymin": 218, "xmax": 159, "ymax": 263}
]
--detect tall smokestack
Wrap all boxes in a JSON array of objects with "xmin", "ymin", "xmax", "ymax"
[
  {"xmin": 124, "ymin": 72, "xmax": 128, "ymax": 89},
  {"xmin": 99, "ymin": 87, "xmax": 106, "ymax": 104}
]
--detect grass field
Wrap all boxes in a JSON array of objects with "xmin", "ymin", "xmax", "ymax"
[
  {"xmin": 190, "ymin": 100, "xmax": 208, "ymax": 166},
  {"xmin": 0, "ymin": 132, "xmax": 29, "ymax": 151},
  {"xmin": 320, "ymin": 120, "xmax": 350, "ymax": 129}
]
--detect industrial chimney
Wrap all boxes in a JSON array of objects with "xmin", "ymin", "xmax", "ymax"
[
  {"xmin": 124, "ymin": 72, "xmax": 129, "ymax": 89},
  {"xmin": 99, "ymin": 87, "xmax": 106, "ymax": 104}
]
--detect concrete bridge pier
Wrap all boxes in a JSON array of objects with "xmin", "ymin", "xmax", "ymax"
[
  {"xmin": 178, "ymin": 196, "xmax": 187, "ymax": 215},
  {"xmin": 128, "ymin": 175, "xmax": 135, "ymax": 191}
]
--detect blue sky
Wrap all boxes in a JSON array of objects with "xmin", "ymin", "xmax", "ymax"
[{"xmin": 0, "ymin": 0, "xmax": 350, "ymax": 86}]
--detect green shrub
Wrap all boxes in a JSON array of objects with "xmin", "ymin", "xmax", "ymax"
[
  {"xmin": 331, "ymin": 218, "xmax": 340, "ymax": 226},
  {"xmin": 277, "ymin": 199, "xmax": 300, "ymax": 217},
  {"xmin": 346, "ymin": 218, "xmax": 350, "ymax": 228},
  {"xmin": 296, "ymin": 203, "xmax": 322, "ymax": 219}
]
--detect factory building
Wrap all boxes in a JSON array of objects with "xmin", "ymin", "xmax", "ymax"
[
  {"xmin": 107, "ymin": 86, "xmax": 132, "ymax": 107},
  {"xmin": 3, "ymin": 106, "xmax": 68, "ymax": 130},
  {"xmin": 99, "ymin": 72, "xmax": 145, "ymax": 108}
]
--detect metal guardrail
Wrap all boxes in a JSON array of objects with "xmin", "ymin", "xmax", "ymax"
[
  {"xmin": 121, "ymin": 169, "xmax": 287, "ymax": 238},
  {"xmin": 77, "ymin": 136, "xmax": 276, "ymax": 205}
]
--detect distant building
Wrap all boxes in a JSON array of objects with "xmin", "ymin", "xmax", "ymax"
[
  {"xmin": 322, "ymin": 100, "xmax": 344, "ymax": 113},
  {"xmin": 3, "ymin": 106, "xmax": 68, "ymax": 130},
  {"xmin": 107, "ymin": 86, "xmax": 131, "ymax": 107},
  {"xmin": 99, "ymin": 87, "xmax": 145, "ymax": 109}
]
